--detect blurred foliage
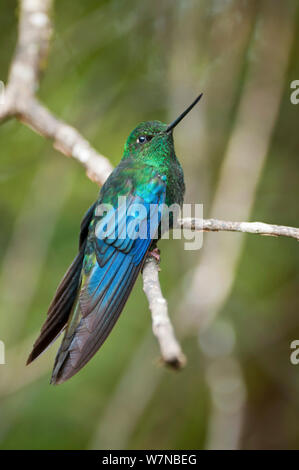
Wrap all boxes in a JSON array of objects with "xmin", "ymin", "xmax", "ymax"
[{"xmin": 0, "ymin": 0, "xmax": 299, "ymax": 449}]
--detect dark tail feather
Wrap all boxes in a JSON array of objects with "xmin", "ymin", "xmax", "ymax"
[
  {"xmin": 50, "ymin": 252, "xmax": 141, "ymax": 384},
  {"xmin": 26, "ymin": 250, "xmax": 84, "ymax": 364},
  {"xmin": 27, "ymin": 203, "xmax": 95, "ymax": 365}
]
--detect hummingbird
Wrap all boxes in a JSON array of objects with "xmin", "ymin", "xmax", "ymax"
[{"xmin": 27, "ymin": 93, "xmax": 203, "ymax": 384}]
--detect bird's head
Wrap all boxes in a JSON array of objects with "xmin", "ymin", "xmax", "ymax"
[{"xmin": 122, "ymin": 93, "xmax": 203, "ymax": 164}]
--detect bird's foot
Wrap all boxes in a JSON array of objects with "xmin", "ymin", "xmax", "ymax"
[{"xmin": 148, "ymin": 247, "xmax": 161, "ymax": 264}]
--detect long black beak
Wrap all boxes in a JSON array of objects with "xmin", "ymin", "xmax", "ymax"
[{"xmin": 165, "ymin": 93, "xmax": 203, "ymax": 133}]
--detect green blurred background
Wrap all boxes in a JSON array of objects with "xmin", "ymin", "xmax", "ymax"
[{"xmin": 0, "ymin": 0, "xmax": 299, "ymax": 449}]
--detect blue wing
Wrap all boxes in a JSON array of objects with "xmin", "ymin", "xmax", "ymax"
[{"xmin": 51, "ymin": 171, "xmax": 166, "ymax": 384}]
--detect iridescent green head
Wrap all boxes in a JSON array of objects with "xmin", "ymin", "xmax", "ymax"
[
  {"xmin": 123, "ymin": 120, "xmax": 171, "ymax": 163},
  {"xmin": 122, "ymin": 93, "xmax": 203, "ymax": 164}
]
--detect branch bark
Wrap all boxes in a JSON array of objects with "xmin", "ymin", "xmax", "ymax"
[
  {"xmin": 142, "ymin": 257, "xmax": 186, "ymax": 369},
  {"xmin": 1, "ymin": 0, "xmax": 298, "ymax": 372},
  {"xmin": 179, "ymin": 218, "xmax": 299, "ymax": 241},
  {"xmin": 0, "ymin": 0, "xmax": 112, "ymax": 186}
]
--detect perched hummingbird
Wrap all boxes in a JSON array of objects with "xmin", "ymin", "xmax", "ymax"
[{"xmin": 27, "ymin": 94, "xmax": 203, "ymax": 384}]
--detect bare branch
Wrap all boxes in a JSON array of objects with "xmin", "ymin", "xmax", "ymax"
[
  {"xmin": 142, "ymin": 257, "xmax": 186, "ymax": 369},
  {"xmin": 0, "ymin": 0, "xmax": 112, "ymax": 186},
  {"xmin": 179, "ymin": 218, "xmax": 299, "ymax": 241},
  {"xmin": 1, "ymin": 0, "xmax": 52, "ymax": 117},
  {"xmin": 18, "ymin": 98, "xmax": 113, "ymax": 185}
]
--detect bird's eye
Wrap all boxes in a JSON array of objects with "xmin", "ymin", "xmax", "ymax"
[{"xmin": 137, "ymin": 135, "xmax": 153, "ymax": 144}]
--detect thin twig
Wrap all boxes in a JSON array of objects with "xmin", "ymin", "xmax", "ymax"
[
  {"xmin": 179, "ymin": 218, "xmax": 299, "ymax": 241},
  {"xmin": 142, "ymin": 257, "xmax": 186, "ymax": 369}
]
